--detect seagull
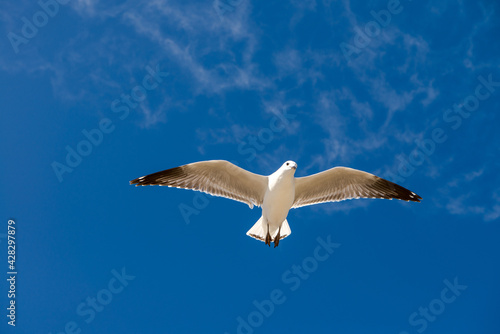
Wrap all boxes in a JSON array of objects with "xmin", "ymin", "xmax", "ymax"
[{"xmin": 130, "ymin": 160, "xmax": 421, "ymax": 247}]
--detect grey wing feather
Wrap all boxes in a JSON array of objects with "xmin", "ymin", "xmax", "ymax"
[
  {"xmin": 293, "ymin": 167, "xmax": 421, "ymax": 208},
  {"xmin": 130, "ymin": 160, "xmax": 268, "ymax": 208}
]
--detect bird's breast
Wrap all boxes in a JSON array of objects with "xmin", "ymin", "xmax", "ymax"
[{"xmin": 263, "ymin": 176, "xmax": 295, "ymax": 223}]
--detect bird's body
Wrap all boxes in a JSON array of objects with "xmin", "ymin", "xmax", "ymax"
[
  {"xmin": 130, "ymin": 160, "xmax": 421, "ymax": 247},
  {"xmin": 253, "ymin": 162, "xmax": 296, "ymax": 246},
  {"xmin": 263, "ymin": 167, "xmax": 295, "ymax": 232}
]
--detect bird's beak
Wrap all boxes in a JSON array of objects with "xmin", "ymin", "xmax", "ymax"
[{"xmin": 292, "ymin": 165, "xmax": 297, "ymax": 170}]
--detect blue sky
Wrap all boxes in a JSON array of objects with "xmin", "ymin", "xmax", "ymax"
[{"xmin": 1, "ymin": 0, "xmax": 499, "ymax": 333}]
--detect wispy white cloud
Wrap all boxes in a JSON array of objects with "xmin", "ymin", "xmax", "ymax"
[
  {"xmin": 196, "ymin": 124, "xmax": 251, "ymax": 148},
  {"xmin": 73, "ymin": 0, "xmax": 97, "ymax": 16},
  {"xmin": 1, "ymin": 0, "xmax": 273, "ymax": 130},
  {"xmin": 460, "ymin": 3, "xmax": 496, "ymax": 72},
  {"xmin": 121, "ymin": 0, "xmax": 271, "ymax": 95},
  {"xmin": 445, "ymin": 195, "xmax": 485, "ymax": 216},
  {"xmin": 273, "ymin": 48, "xmax": 302, "ymax": 76},
  {"xmin": 138, "ymin": 99, "xmax": 169, "ymax": 129},
  {"xmin": 70, "ymin": 0, "xmax": 128, "ymax": 19},
  {"xmin": 345, "ymin": 29, "xmax": 438, "ymax": 127},
  {"xmin": 272, "ymin": 47, "xmax": 335, "ymax": 86},
  {"xmin": 464, "ymin": 169, "xmax": 484, "ymax": 181},
  {"xmin": 308, "ymin": 87, "xmax": 388, "ymax": 169},
  {"xmin": 439, "ymin": 169, "xmax": 500, "ymax": 222},
  {"xmin": 289, "ymin": 0, "xmax": 317, "ymax": 27},
  {"xmin": 484, "ymin": 204, "xmax": 500, "ymax": 222},
  {"xmin": 196, "ymin": 94, "xmax": 302, "ymax": 158},
  {"xmin": 261, "ymin": 95, "xmax": 302, "ymax": 134}
]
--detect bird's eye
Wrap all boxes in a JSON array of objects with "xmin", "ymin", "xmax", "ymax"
[{"xmin": 286, "ymin": 163, "xmax": 289, "ymax": 166}]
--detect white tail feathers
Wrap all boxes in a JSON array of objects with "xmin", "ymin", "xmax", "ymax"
[
  {"xmin": 246, "ymin": 216, "xmax": 266, "ymax": 241},
  {"xmin": 279, "ymin": 219, "xmax": 291, "ymax": 239},
  {"xmin": 246, "ymin": 217, "xmax": 291, "ymax": 242}
]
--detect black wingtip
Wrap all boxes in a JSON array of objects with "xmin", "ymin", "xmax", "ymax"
[
  {"xmin": 129, "ymin": 166, "xmax": 186, "ymax": 187},
  {"xmin": 129, "ymin": 177, "xmax": 141, "ymax": 186},
  {"xmin": 375, "ymin": 177, "xmax": 422, "ymax": 203},
  {"xmin": 405, "ymin": 191, "xmax": 422, "ymax": 203}
]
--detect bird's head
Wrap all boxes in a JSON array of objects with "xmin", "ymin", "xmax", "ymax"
[{"xmin": 282, "ymin": 160, "xmax": 297, "ymax": 173}]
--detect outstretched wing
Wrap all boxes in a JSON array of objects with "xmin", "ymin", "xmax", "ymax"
[
  {"xmin": 130, "ymin": 160, "xmax": 268, "ymax": 208},
  {"xmin": 293, "ymin": 167, "xmax": 421, "ymax": 208}
]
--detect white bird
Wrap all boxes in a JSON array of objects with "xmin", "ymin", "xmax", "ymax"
[{"xmin": 130, "ymin": 160, "xmax": 421, "ymax": 247}]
